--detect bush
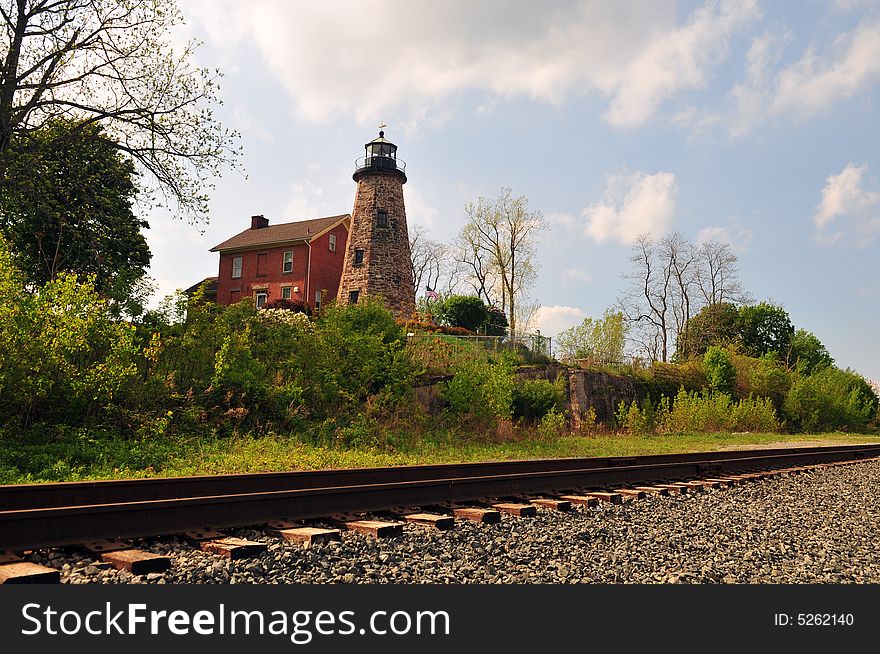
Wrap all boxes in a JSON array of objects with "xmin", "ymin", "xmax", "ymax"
[
  {"xmin": 660, "ymin": 390, "xmax": 779, "ymax": 434},
  {"xmin": 435, "ymin": 295, "xmax": 490, "ymax": 332},
  {"xmin": 704, "ymin": 346, "xmax": 736, "ymax": 395},
  {"xmin": 485, "ymin": 306, "xmax": 508, "ymax": 337},
  {"xmin": 783, "ymin": 367, "xmax": 877, "ymax": 432},
  {"xmin": 0, "ymin": 238, "xmax": 139, "ymax": 427},
  {"xmin": 538, "ymin": 407, "xmax": 566, "ymax": 438},
  {"xmin": 512, "ymin": 377, "xmax": 565, "ymax": 420},
  {"xmin": 263, "ymin": 298, "xmax": 312, "ymax": 315},
  {"xmin": 442, "ymin": 355, "xmax": 515, "ymax": 421}
]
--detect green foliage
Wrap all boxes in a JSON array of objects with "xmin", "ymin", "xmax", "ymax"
[
  {"xmin": 538, "ymin": 407, "xmax": 567, "ymax": 438},
  {"xmin": 0, "ymin": 237, "xmax": 139, "ymax": 427},
  {"xmin": 0, "ymin": 120, "xmax": 151, "ymax": 316},
  {"xmin": 787, "ymin": 329, "xmax": 833, "ymax": 374},
  {"xmin": 442, "ymin": 355, "xmax": 515, "ymax": 421},
  {"xmin": 737, "ymin": 302, "xmax": 794, "ymax": 358},
  {"xmin": 703, "ymin": 346, "xmax": 736, "ymax": 395},
  {"xmin": 434, "ymin": 295, "xmax": 490, "ymax": 333},
  {"xmin": 485, "ymin": 306, "xmax": 509, "ymax": 337},
  {"xmin": 676, "ymin": 302, "xmax": 739, "ymax": 359},
  {"xmin": 783, "ymin": 367, "xmax": 878, "ymax": 432},
  {"xmin": 556, "ymin": 308, "xmax": 627, "ymax": 362},
  {"xmin": 512, "ymin": 377, "xmax": 566, "ymax": 420}
]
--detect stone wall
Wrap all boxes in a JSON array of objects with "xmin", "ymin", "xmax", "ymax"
[
  {"xmin": 337, "ymin": 171, "xmax": 416, "ymax": 317},
  {"xmin": 567, "ymin": 368, "xmax": 649, "ymax": 428},
  {"xmin": 411, "ymin": 364, "xmax": 649, "ymax": 428}
]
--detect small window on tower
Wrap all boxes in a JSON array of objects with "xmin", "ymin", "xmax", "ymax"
[
  {"xmin": 377, "ymin": 209, "xmax": 388, "ymax": 227},
  {"xmin": 349, "ymin": 290, "xmax": 360, "ymax": 304},
  {"xmin": 282, "ymin": 250, "xmax": 293, "ymax": 273},
  {"xmin": 329, "ymin": 234, "xmax": 337, "ymax": 252},
  {"xmin": 354, "ymin": 249, "xmax": 364, "ymax": 266}
]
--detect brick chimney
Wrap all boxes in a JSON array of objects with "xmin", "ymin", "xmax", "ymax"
[{"xmin": 250, "ymin": 214, "xmax": 269, "ymax": 229}]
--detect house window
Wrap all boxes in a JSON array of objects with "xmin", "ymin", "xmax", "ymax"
[
  {"xmin": 282, "ymin": 250, "xmax": 293, "ymax": 273},
  {"xmin": 329, "ymin": 234, "xmax": 337, "ymax": 252},
  {"xmin": 349, "ymin": 290, "xmax": 359, "ymax": 304},
  {"xmin": 256, "ymin": 252, "xmax": 268, "ymax": 277},
  {"xmin": 315, "ymin": 290, "xmax": 322, "ymax": 309},
  {"xmin": 232, "ymin": 256, "xmax": 242, "ymax": 279},
  {"xmin": 377, "ymin": 209, "xmax": 388, "ymax": 227},
  {"xmin": 255, "ymin": 291, "xmax": 268, "ymax": 308},
  {"xmin": 281, "ymin": 286, "xmax": 292, "ymax": 300},
  {"xmin": 354, "ymin": 249, "xmax": 364, "ymax": 266}
]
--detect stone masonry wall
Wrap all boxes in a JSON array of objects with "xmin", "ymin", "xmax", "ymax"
[{"xmin": 337, "ymin": 172, "xmax": 416, "ymax": 317}]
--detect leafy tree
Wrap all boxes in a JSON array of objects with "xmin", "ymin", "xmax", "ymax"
[
  {"xmin": 0, "ymin": 0, "xmax": 239, "ymax": 221},
  {"xmin": 0, "ymin": 120, "xmax": 150, "ymax": 313},
  {"xmin": 787, "ymin": 329, "xmax": 833, "ymax": 374},
  {"xmin": 675, "ymin": 301, "xmax": 740, "ymax": 359},
  {"xmin": 485, "ymin": 305, "xmax": 508, "ymax": 337},
  {"xmin": 436, "ymin": 295, "xmax": 489, "ymax": 332},
  {"xmin": 737, "ymin": 302, "xmax": 794, "ymax": 358},
  {"xmin": 556, "ymin": 309, "xmax": 627, "ymax": 362},
  {"xmin": 703, "ymin": 346, "xmax": 736, "ymax": 395}
]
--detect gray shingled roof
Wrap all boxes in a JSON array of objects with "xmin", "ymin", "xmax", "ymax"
[{"xmin": 210, "ymin": 214, "xmax": 349, "ymax": 252}]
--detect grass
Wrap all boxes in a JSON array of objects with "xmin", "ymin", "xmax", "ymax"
[{"xmin": 0, "ymin": 424, "xmax": 876, "ymax": 484}]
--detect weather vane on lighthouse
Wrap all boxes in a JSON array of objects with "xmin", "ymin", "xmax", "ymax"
[{"xmin": 378, "ymin": 121, "xmax": 387, "ymax": 131}]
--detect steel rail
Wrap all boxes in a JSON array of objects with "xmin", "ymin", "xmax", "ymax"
[
  {"xmin": 2, "ymin": 443, "xmax": 877, "ymax": 510},
  {"xmin": 1, "ymin": 445, "xmax": 878, "ymax": 551}
]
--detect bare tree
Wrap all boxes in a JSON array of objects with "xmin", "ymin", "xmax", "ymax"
[
  {"xmin": 409, "ymin": 224, "xmax": 447, "ymax": 297},
  {"xmin": 0, "ymin": 0, "xmax": 240, "ymax": 221},
  {"xmin": 456, "ymin": 188, "xmax": 547, "ymax": 338},
  {"xmin": 662, "ymin": 231, "xmax": 698, "ymax": 353},
  {"xmin": 618, "ymin": 233, "xmax": 675, "ymax": 362},
  {"xmin": 695, "ymin": 240, "xmax": 751, "ymax": 306}
]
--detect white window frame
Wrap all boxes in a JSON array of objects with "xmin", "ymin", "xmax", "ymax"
[
  {"xmin": 329, "ymin": 234, "xmax": 337, "ymax": 252},
  {"xmin": 232, "ymin": 256, "xmax": 243, "ymax": 279},
  {"xmin": 255, "ymin": 291, "xmax": 268, "ymax": 308},
  {"xmin": 282, "ymin": 250, "xmax": 293, "ymax": 273},
  {"xmin": 282, "ymin": 286, "xmax": 292, "ymax": 300},
  {"xmin": 315, "ymin": 290, "xmax": 322, "ymax": 309}
]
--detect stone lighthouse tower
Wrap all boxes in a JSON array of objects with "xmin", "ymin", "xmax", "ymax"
[{"xmin": 337, "ymin": 131, "xmax": 416, "ymax": 317}]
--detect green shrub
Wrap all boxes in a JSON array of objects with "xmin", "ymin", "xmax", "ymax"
[
  {"xmin": 0, "ymin": 238, "xmax": 139, "ymax": 427},
  {"xmin": 435, "ymin": 295, "xmax": 490, "ymax": 332},
  {"xmin": 442, "ymin": 355, "xmax": 515, "ymax": 421},
  {"xmin": 538, "ymin": 407, "xmax": 566, "ymax": 438},
  {"xmin": 657, "ymin": 389, "xmax": 778, "ymax": 434},
  {"xmin": 704, "ymin": 346, "xmax": 736, "ymax": 395},
  {"xmin": 512, "ymin": 377, "xmax": 565, "ymax": 420},
  {"xmin": 783, "ymin": 367, "xmax": 877, "ymax": 432}
]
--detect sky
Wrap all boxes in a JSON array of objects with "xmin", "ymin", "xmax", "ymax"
[{"xmin": 147, "ymin": 0, "xmax": 880, "ymax": 383}]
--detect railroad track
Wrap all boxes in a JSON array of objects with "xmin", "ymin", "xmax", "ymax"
[{"xmin": 0, "ymin": 443, "xmax": 878, "ymax": 582}]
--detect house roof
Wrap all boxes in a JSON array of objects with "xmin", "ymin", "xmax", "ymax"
[
  {"xmin": 184, "ymin": 276, "xmax": 218, "ymax": 296},
  {"xmin": 210, "ymin": 214, "xmax": 350, "ymax": 252}
]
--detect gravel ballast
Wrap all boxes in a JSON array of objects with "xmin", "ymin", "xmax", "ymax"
[{"xmin": 26, "ymin": 459, "xmax": 880, "ymax": 584}]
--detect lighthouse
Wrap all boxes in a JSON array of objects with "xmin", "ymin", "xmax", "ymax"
[{"xmin": 337, "ymin": 130, "xmax": 416, "ymax": 317}]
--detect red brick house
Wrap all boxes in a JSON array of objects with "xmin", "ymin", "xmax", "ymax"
[{"xmin": 210, "ymin": 214, "xmax": 350, "ymax": 309}]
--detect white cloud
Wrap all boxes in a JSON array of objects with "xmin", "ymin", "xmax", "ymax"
[
  {"xmin": 727, "ymin": 20, "xmax": 880, "ymax": 136},
  {"xmin": 284, "ymin": 180, "xmax": 328, "ymax": 220},
  {"xmin": 771, "ymin": 20, "xmax": 880, "ymax": 118},
  {"xmin": 813, "ymin": 163, "xmax": 880, "ymax": 245},
  {"xmin": 403, "ymin": 186, "xmax": 438, "ymax": 229},
  {"xmin": 582, "ymin": 171, "xmax": 677, "ymax": 244},
  {"xmin": 533, "ymin": 305, "xmax": 585, "ymax": 336},
  {"xmin": 696, "ymin": 222, "xmax": 753, "ymax": 252},
  {"xmin": 184, "ymin": 0, "xmax": 757, "ymax": 130},
  {"xmin": 562, "ymin": 268, "xmax": 592, "ymax": 285},
  {"xmin": 602, "ymin": 0, "xmax": 760, "ymax": 128},
  {"xmin": 546, "ymin": 211, "xmax": 578, "ymax": 231}
]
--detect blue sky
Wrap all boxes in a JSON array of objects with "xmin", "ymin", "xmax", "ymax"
[{"xmin": 148, "ymin": 1, "xmax": 880, "ymax": 384}]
